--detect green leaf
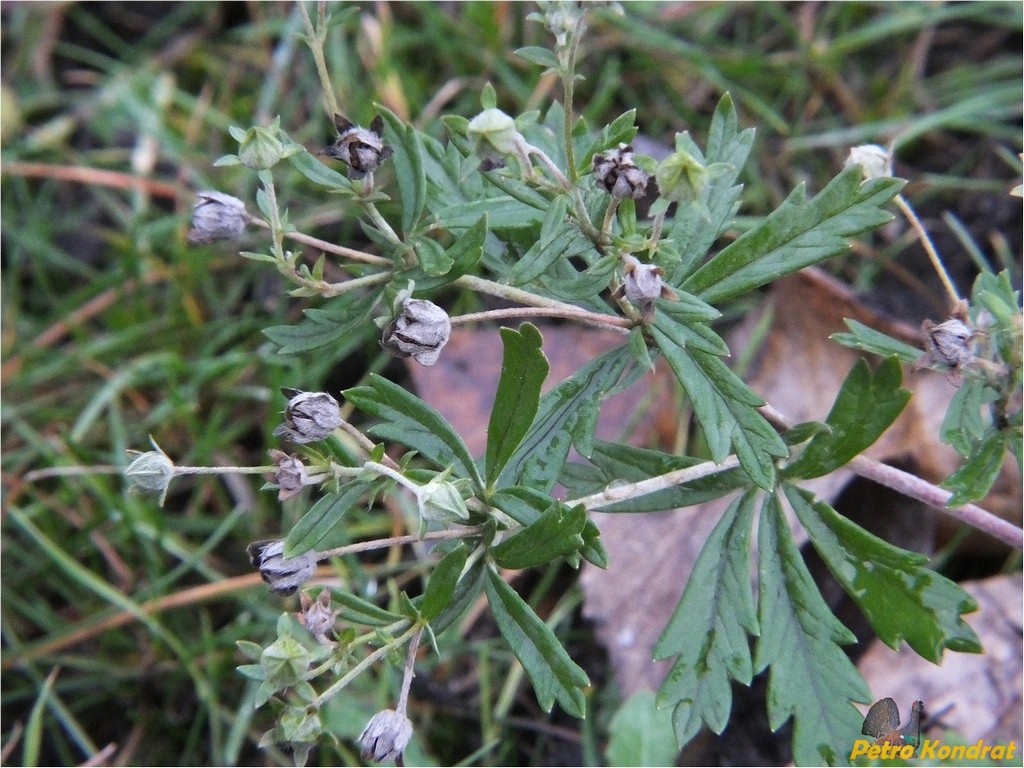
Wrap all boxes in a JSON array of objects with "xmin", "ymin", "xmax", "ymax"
[
  {"xmin": 396, "ymin": 215, "xmax": 487, "ymax": 293},
  {"xmin": 489, "ymin": 486, "xmax": 605, "ymax": 568},
  {"xmin": 492, "ymin": 502, "xmax": 586, "ymax": 569},
  {"xmin": 433, "ymin": 197, "xmax": 544, "ymax": 230},
  {"xmin": 655, "ymin": 491, "xmax": 758, "ymax": 747},
  {"xmin": 263, "ymin": 292, "xmax": 377, "ymax": 355},
  {"xmin": 507, "ymin": 208, "xmax": 597, "ymax": 286},
  {"xmin": 378, "ymin": 107, "xmax": 426, "ymax": 236},
  {"xmin": 782, "ymin": 358, "xmax": 910, "ymax": 480},
  {"xmin": 515, "ymin": 45, "xmax": 561, "ymax": 70},
  {"xmin": 345, "ymin": 374, "xmax": 486, "ymax": 492},
  {"xmin": 785, "ymin": 484, "xmax": 981, "ymax": 660},
  {"xmin": 498, "ymin": 344, "xmax": 636, "ymax": 492},
  {"xmin": 754, "ymin": 494, "xmax": 869, "ymax": 767},
  {"xmin": 421, "ymin": 545, "xmax": 468, "ymax": 620},
  {"xmin": 287, "ymin": 150, "xmax": 357, "ymax": 195},
  {"xmin": 484, "ymin": 567, "xmax": 590, "ymax": 717},
  {"xmin": 284, "ymin": 482, "xmax": 368, "ymax": 556},
  {"xmin": 413, "ymin": 236, "xmax": 453, "ymax": 277},
  {"xmin": 941, "ymin": 430, "xmax": 1009, "ymax": 506},
  {"xmin": 486, "ymin": 324, "xmax": 549, "ymax": 486},
  {"xmin": 829, "ymin": 319, "xmax": 922, "ymax": 363},
  {"xmin": 430, "ymin": 555, "xmax": 486, "ymax": 634},
  {"xmin": 536, "ymin": 253, "xmax": 618, "ymax": 301},
  {"xmin": 605, "ymin": 690, "xmax": 679, "ymax": 767},
  {"xmin": 940, "ymin": 377, "xmax": 995, "ymax": 457},
  {"xmin": 651, "ymin": 327, "xmax": 786, "ymax": 489},
  {"xmin": 331, "ymin": 590, "xmax": 405, "ymax": 627},
  {"xmin": 681, "ymin": 167, "xmax": 904, "ymax": 303}
]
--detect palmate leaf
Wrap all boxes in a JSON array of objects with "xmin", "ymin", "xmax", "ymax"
[
  {"xmin": 755, "ymin": 494, "xmax": 869, "ymax": 767},
  {"xmin": 681, "ymin": 166, "xmax": 904, "ymax": 304},
  {"xmin": 484, "ymin": 567, "xmax": 590, "ymax": 718},
  {"xmin": 654, "ymin": 491, "xmax": 759, "ymax": 747},
  {"xmin": 486, "ymin": 324, "xmax": 549, "ymax": 487},
  {"xmin": 785, "ymin": 484, "xmax": 981, "ymax": 660}
]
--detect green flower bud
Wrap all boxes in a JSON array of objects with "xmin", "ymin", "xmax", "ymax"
[
  {"xmin": 416, "ymin": 477, "xmax": 470, "ymax": 524},
  {"xmin": 467, "ymin": 107, "xmax": 527, "ymax": 170},
  {"xmin": 124, "ymin": 438, "xmax": 175, "ymax": 507},
  {"xmin": 235, "ymin": 117, "xmax": 298, "ymax": 171},
  {"xmin": 655, "ymin": 146, "xmax": 710, "ymax": 204}
]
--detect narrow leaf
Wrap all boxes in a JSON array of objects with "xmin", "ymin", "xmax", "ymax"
[
  {"xmin": 782, "ymin": 357, "xmax": 910, "ymax": 480},
  {"xmin": 606, "ymin": 690, "xmax": 679, "ymax": 767},
  {"xmin": 490, "ymin": 486, "xmax": 606, "ymax": 568},
  {"xmin": 486, "ymin": 324, "xmax": 549, "ymax": 486},
  {"xmin": 345, "ymin": 374, "xmax": 485, "ymax": 491},
  {"xmin": 754, "ymin": 494, "xmax": 869, "ymax": 767},
  {"xmin": 830, "ymin": 319, "xmax": 922, "ymax": 363},
  {"xmin": 655, "ymin": 492, "xmax": 759, "ymax": 747},
  {"xmin": 288, "ymin": 150, "xmax": 357, "ymax": 195},
  {"xmin": 285, "ymin": 482, "xmax": 368, "ymax": 556},
  {"xmin": 331, "ymin": 590, "xmax": 405, "ymax": 627},
  {"xmin": 492, "ymin": 502, "xmax": 586, "ymax": 570},
  {"xmin": 484, "ymin": 568, "xmax": 590, "ymax": 717},
  {"xmin": 515, "ymin": 45, "xmax": 561, "ymax": 70},
  {"xmin": 421, "ymin": 545, "xmax": 468, "ymax": 620},
  {"xmin": 378, "ymin": 107, "xmax": 427, "ymax": 235},
  {"xmin": 785, "ymin": 484, "xmax": 981, "ymax": 661}
]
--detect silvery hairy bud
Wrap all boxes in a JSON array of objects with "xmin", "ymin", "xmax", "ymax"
[
  {"xmin": 844, "ymin": 144, "xmax": 893, "ymax": 181},
  {"xmin": 322, "ymin": 114, "xmax": 393, "ymax": 179},
  {"xmin": 359, "ymin": 709, "xmax": 414, "ymax": 764},
  {"xmin": 612, "ymin": 255, "xmax": 678, "ymax": 321},
  {"xmin": 124, "ymin": 438, "xmax": 175, "ymax": 507},
  {"xmin": 267, "ymin": 449, "xmax": 307, "ymax": 501},
  {"xmin": 381, "ymin": 296, "xmax": 451, "ymax": 367},
  {"xmin": 273, "ymin": 389, "xmax": 342, "ymax": 444},
  {"xmin": 592, "ymin": 143, "xmax": 650, "ymax": 200},
  {"xmin": 296, "ymin": 588, "xmax": 339, "ymax": 644},
  {"xmin": 915, "ymin": 301, "xmax": 975, "ymax": 384},
  {"xmin": 246, "ymin": 539, "xmax": 317, "ymax": 596},
  {"xmin": 186, "ymin": 191, "xmax": 248, "ymax": 245}
]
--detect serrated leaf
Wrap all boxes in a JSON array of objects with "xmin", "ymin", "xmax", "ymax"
[
  {"xmin": 829, "ymin": 319, "xmax": 922, "ymax": 363},
  {"xmin": 652, "ymin": 308, "xmax": 730, "ymax": 356},
  {"xmin": 606, "ymin": 690, "xmax": 679, "ymax": 767},
  {"xmin": 395, "ymin": 215, "xmax": 487, "ymax": 293},
  {"xmin": 378, "ymin": 107, "xmax": 426, "ymax": 236},
  {"xmin": 420, "ymin": 545, "xmax": 468, "ymax": 620},
  {"xmin": 287, "ymin": 150, "xmax": 357, "ymax": 195},
  {"xmin": 345, "ymin": 374, "xmax": 485, "ymax": 492},
  {"xmin": 486, "ymin": 324, "xmax": 549, "ymax": 486},
  {"xmin": 490, "ymin": 486, "xmax": 606, "ymax": 568},
  {"xmin": 263, "ymin": 292, "xmax": 377, "ymax": 355},
  {"xmin": 515, "ymin": 45, "xmax": 561, "ymax": 70},
  {"xmin": 681, "ymin": 167, "xmax": 904, "ymax": 304},
  {"xmin": 939, "ymin": 377, "xmax": 995, "ymax": 457},
  {"xmin": 498, "ymin": 344, "xmax": 636, "ymax": 492},
  {"xmin": 783, "ymin": 358, "xmax": 910, "ymax": 480},
  {"xmin": 784, "ymin": 484, "xmax": 981, "ymax": 660},
  {"xmin": 755, "ymin": 493, "xmax": 869, "ymax": 767},
  {"xmin": 537, "ymin": 253, "xmax": 617, "ymax": 301},
  {"xmin": 492, "ymin": 502, "xmax": 586, "ymax": 569},
  {"xmin": 651, "ymin": 327, "xmax": 785, "ymax": 489},
  {"xmin": 655, "ymin": 491, "xmax": 758, "ymax": 747},
  {"xmin": 941, "ymin": 430, "xmax": 1008, "ymax": 506},
  {"xmin": 284, "ymin": 482, "xmax": 368, "ymax": 556},
  {"xmin": 484, "ymin": 568, "xmax": 590, "ymax": 717}
]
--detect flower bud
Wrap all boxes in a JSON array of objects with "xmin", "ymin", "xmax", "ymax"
[
  {"xmin": 235, "ymin": 117, "xmax": 297, "ymax": 170},
  {"xmin": 274, "ymin": 389, "xmax": 343, "ymax": 444},
  {"xmin": 592, "ymin": 144, "xmax": 650, "ymax": 200},
  {"xmin": 417, "ymin": 478, "xmax": 470, "ymax": 524},
  {"xmin": 359, "ymin": 709, "xmax": 413, "ymax": 764},
  {"xmin": 381, "ymin": 297, "xmax": 451, "ymax": 367},
  {"xmin": 613, "ymin": 255, "xmax": 678, "ymax": 321},
  {"xmin": 467, "ymin": 107, "xmax": 527, "ymax": 170},
  {"xmin": 322, "ymin": 114, "xmax": 393, "ymax": 179},
  {"xmin": 845, "ymin": 144, "xmax": 892, "ymax": 180},
  {"xmin": 915, "ymin": 302, "xmax": 976, "ymax": 384},
  {"xmin": 247, "ymin": 539, "xmax": 317, "ymax": 595},
  {"xmin": 267, "ymin": 449, "xmax": 308, "ymax": 501},
  {"xmin": 186, "ymin": 191, "xmax": 248, "ymax": 245},
  {"xmin": 655, "ymin": 145, "xmax": 710, "ymax": 204},
  {"xmin": 124, "ymin": 439, "xmax": 175, "ymax": 507},
  {"xmin": 296, "ymin": 588, "xmax": 339, "ymax": 644}
]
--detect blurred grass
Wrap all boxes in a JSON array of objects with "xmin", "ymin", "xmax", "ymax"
[{"xmin": 1, "ymin": 2, "xmax": 1020, "ymax": 765}]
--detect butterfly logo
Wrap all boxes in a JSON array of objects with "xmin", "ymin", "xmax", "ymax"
[{"xmin": 862, "ymin": 698, "xmax": 924, "ymax": 749}]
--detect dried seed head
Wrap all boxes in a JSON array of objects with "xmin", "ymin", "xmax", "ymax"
[
  {"xmin": 273, "ymin": 389, "xmax": 343, "ymax": 444},
  {"xmin": 914, "ymin": 302, "xmax": 976, "ymax": 384},
  {"xmin": 381, "ymin": 297, "xmax": 451, "ymax": 366},
  {"xmin": 322, "ymin": 114, "xmax": 393, "ymax": 179},
  {"xmin": 359, "ymin": 709, "xmax": 414, "ymax": 764},
  {"xmin": 267, "ymin": 449, "xmax": 308, "ymax": 501},
  {"xmin": 246, "ymin": 539, "xmax": 317, "ymax": 595},
  {"xmin": 296, "ymin": 588, "xmax": 339, "ymax": 644},
  {"xmin": 124, "ymin": 438, "xmax": 175, "ymax": 507},
  {"xmin": 845, "ymin": 144, "xmax": 893, "ymax": 180},
  {"xmin": 592, "ymin": 144, "xmax": 650, "ymax": 200},
  {"xmin": 187, "ymin": 191, "xmax": 248, "ymax": 245},
  {"xmin": 614, "ymin": 255, "xmax": 678, "ymax": 321}
]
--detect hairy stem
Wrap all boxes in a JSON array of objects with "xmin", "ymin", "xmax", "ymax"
[
  {"xmin": 895, "ymin": 194, "xmax": 961, "ymax": 308},
  {"xmin": 297, "ymin": 0, "xmax": 342, "ymax": 118},
  {"xmin": 451, "ymin": 305, "xmax": 630, "ymax": 332}
]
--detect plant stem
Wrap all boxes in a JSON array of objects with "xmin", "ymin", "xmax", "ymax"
[
  {"xmin": 315, "ymin": 527, "xmax": 483, "ymax": 562},
  {"xmin": 895, "ymin": 194, "xmax": 961, "ymax": 308},
  {"xmin": 450, "ymin": 306, "xmax": 630, "ymax": 332},
  {"xmin": 314, "ymin": 623, "xmax": 418, "ymax": 706},
  {"xmin": 454, "ymin": 274, "xmax": 593, "ymax": 312},
  {"xmin": 565, "ymin": 456, "xmax": 742, "ymax": 510},
  {"xmin": 296, "ymin": 0, "xmax": 341, "ymax": 118},
  {"xmin": 396, "ymin": 626, "xmax": 423, "ymax": 714},
  {"xmin": 247, "ymin": 216, "xmax": 391, "ymax": 266}
]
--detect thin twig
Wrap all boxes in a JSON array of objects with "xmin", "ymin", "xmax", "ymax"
[
  {"xmin": 451, "ymin": 306, "xmax": 630, "ymax": 332},
  {"xmin": 316, "ymin": 527, "xmax": 483, "ymax": 561},
  {"xmin": 566, "ymin": 456, "xmax": 742, "ymax": 510},
  {"xmin": 246, "ymin": 215, "xmax": 391, "ymax": 266},
  {"xmin": 895, "ymin": 194, "xmax": 961, "ymax": 308}
]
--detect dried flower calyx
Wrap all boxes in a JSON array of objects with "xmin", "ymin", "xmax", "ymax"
[
  {"xmin": 267, "ymin": 449, "xmax": 308, "ymax": 501},
  {"xmin": 592, "ymin": 144, "xmax": 650, "ymax": 200},
  {"xmin": 125, "ymin": 437, "xmax": 175, "ymax": 507},
  {"xmin": 247, "ymin": 539, "xmax": 317, "ymax": 595},
  {"xmin": 359, "ymin": 709, "xmax": 414, "ymax": 764},
  {"xmin": 915, "ymin": 301, "xmax": 976, "ymax": 383},
  {"xmin": 296, "ymin": 588, "xmax": 339, "ymax": 644},
  {"xmin": 381, "ymin": 296, "xmax": 451, "ymax": 367},
  {"xmin": 187, "ymin": 191, "xmax": 248, "ymax": 245},
  {"xmin": 273, "ymin": 389, "xmax": 343, "ymax": 444},
  {"xmin": 612, "ymin": 255, "xmax": 678, "ymax": 321},
  {"xmin": 322, "ymin": 114, "xmax": 393, "ymax": 179}
]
